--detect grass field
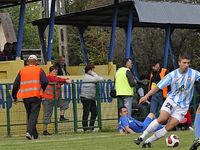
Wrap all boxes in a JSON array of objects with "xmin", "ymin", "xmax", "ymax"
[{"xmin": 0, "ymin": 130, "xmax": 195, "ymax": 150}]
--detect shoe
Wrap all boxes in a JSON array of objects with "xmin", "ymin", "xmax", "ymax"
[
  {"xmin": 189, "ymin": 139, "xmax": 200, "ymax": 150},
  {"xmin": 59, "ymin": 117, "xmax": 69, "ymax": 122},
  {"xmin": 142, "ymin": 142, "xmax": 152, "ymax": 148},
  {"xmin": 134, "ymin": 137, "xmax": 143, "ymax": 145},
  {"xmin": 43, "ymin": 131, "xmax": 52, "ymax": 135},
  {"xmin": 26, "ymin": 132, "xmax": 32, "ymax": 140}
]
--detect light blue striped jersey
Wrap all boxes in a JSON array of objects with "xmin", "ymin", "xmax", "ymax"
[{"xmin": 157, "ymin": 68, "xmax": 200, "ymax": 108}]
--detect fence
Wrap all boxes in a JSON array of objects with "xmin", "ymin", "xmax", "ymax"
[{"xmin": 0, "ymin": 81, "xmax": 200, "ymax": 137}]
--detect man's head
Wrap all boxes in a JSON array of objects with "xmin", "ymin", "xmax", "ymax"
[
  {"xmin": 49, "ymin": 66, "xmax": 58, "ymax": 75},
  {"xmin": 119, "ymin": 106, "xmax": 128, "ymax": 117},
  {"xmin": 59, "ymin": 56, "xmax": 65, "ymax": 66},
  {"xmin": 27, "ymin": 55, "xmax": 37, "ymax": 65},
  {"xmin": 152, "ymin": 61, "xmax": 160, "ymax": 72},
  {"xmin": 84, "ymin": 64, "xmax": 95, "ymax": 73},
  {"xmin": 123, "ymin": 58, "xmax": 133, "ymax": 69},
  {"xmin": 178, "ymin": 52, "xmax": 191, "ymax": 73}
]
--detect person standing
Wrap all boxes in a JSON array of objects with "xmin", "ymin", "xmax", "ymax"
[
  {"xmin": 12, "ymin": 55, "xmax": 48, "ymax": 140},
  {"xmin": 42, "ymin": 66, "xmax": 71, "ymax": 135},
  {"xmin": 55, "ymin": 56, "xmax": 70, "ymax": 76},
  {"xmin": 115, "ymin": 58, "xmax": 137, "ymax": 116},
  {"xmin": 134, "ymin": 52, "xmax": 200, "ymax": 148},
  {"xmin": 80, "ymin": 64, "xmax": 103, "ymax": 131},
  {"xmin": 148, "ymin": 61, "xmax": 168, "ymax": 117}
]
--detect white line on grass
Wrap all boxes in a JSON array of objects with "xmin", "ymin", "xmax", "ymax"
[{"xmin": 0, "ymin": 133, "xmax": 122, "ymax": 146}]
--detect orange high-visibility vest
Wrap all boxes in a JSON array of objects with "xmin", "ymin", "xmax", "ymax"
[
  {"xmin": 159, "ymin": 68, "xmax": 168, "ymax": 98},
  {"xmin": 42, "ymin": 74, "xmax": 60, "ymax": 100},
  {"xmin": 149, "ymin": 68, "xmax": 168, "ymax": 98},
  {"xmin": 17, "ymin": 65, "xmax": 42, "ymax": 99}
]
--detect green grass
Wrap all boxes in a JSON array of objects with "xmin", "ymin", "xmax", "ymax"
[{"xmin": 0, "ymin": 130, "xmax": 195, "ymax": 150}]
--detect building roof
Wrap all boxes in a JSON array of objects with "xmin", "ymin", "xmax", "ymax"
[
  {"xmin": 0, "ymin": 0, "xmax": 41, "ymax": 9},
  {"xmin": 32, "ymin": 0, "xmax": 200, "ymax": 29}
]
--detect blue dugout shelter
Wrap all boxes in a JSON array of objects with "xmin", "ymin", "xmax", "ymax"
[{"xmin": 32, "ymin": 0, "xmax": 200, "ymax": 78}]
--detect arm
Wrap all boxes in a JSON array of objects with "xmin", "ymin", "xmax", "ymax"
[
  {"xmin": 40, "ymin": 70, "xmax": 48, "ymax": 91},
  {"xmin": 126, "ymin": 70, "xmax": 137, "ymax": 87},
  {"xmin": 124, "ymin": 126, "xmax": 136, "ymax": 134},
  {"xmin": 139, "ymin": 86, "xmax": 160, "ymax": 104},
  {"xmin": 12, "ymin": 73, "xmax": 20, "ymax": 100}
]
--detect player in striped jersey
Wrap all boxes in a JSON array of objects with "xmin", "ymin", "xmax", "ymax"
[{"xmin": 134, "ymin": 52, "xmax": 200, "ymax": 148}]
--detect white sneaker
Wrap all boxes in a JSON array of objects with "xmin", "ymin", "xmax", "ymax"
[
  {"xmin": 189, "ymin": 126, "xmax": 194, "ymax": 131},
  {"xmin": 26, "ymin": 132, "xmax": 32, "ymax": 140}
]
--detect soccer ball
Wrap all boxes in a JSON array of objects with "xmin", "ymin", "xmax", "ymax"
[{"xmin": 165, "ymin": 134, "xmax": 180, "ymax": 147}]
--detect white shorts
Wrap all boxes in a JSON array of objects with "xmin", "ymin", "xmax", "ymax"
[{"xmin": 161, "ymin": 97, "xmax": 188, "ymax": 122}]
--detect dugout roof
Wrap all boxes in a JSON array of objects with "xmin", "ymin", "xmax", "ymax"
[
  {"xmin": 0, "ymin": 0, "xmax": 41, "ymax": 9},
  {"xmin": 32, "ymin": 0, "xmax": 200, "ymax": 29}
]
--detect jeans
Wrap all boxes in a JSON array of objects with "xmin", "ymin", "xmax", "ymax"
[
  {"xmin": 124, "ymin": 97, "xmax": 134, "ymax": 116},
  {"xmin": 81, "ymin": 97, "xmax": 97, "ymax": 131},
  {"xmin": 150, "ymin": 91, "xmax": 164, "ymax": 117}
]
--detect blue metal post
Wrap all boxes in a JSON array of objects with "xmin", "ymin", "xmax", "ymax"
[
  {"xmin": 108, "ymin": 1, "xmax": 118, "ymax": 62},
  {"xmin": 46, "ymin": 0, "xmax": 56, "ymax": 61},
  {"xmin": 125, "ymin": 8, "xmax": 133, "ymax": 59},
  {"xmin": 16, "ymin": 0, "xmax": 26, "ymax": 58},
  {"xmin": 169, "ymin": 37, "xmax": 178, "ymax": 68},
  {"xmin": 38, "ymin": 24, "xmax": 48, "ymax": 63},
  {"xmin": 130, "ymin": 45, "xmax": 140, "ymax": 79},
  {"xmin": 78, "ymin": 27, "xmax": 89, "ymax": 65},
  {"xmin": 163, "ymin": 26, "xmax": 171, "ymax": 68}
]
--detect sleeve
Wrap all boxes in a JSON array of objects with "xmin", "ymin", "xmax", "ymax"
[
  {"xmin": 157, "ymin": 73, "xmax": 172, "ymax": 90},
  {"xmin": 90, "ymin": 71, "xmax": 103, "ymax": 81},
  {"xmin": 126, "ymin": 70, "xmax": 137, "ymax": 87},
  {"xmin": 12, "ymin": 73, "xmax": 20, "ymax": 99},
  {"xmin": 195, "ymin": 71, "xmax": 200, "ymax": 82},
  {"xmin": 120, "ymin": 116, "xmax": 129, "ymax": 127},
  {"xmin": 40, "ymin": 70, "xmax": 48, "ymax": 91}
]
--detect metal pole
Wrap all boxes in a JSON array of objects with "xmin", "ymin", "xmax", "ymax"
[
  {"xmin": 96, "ymin": 82, "xmax": 102, "ymax": 130},
  {"xmin": 108, "ymin": 1, "xmax": 118, "ymax": 62},
  {"xmin": 163, "ymin": 25, "xmax": 171, "ymax": 68},
  {"xmin": 46, "ymin": 0, "xmax": 56, "ymax": 61},
  {"xmin": 125, "ymin": 7, "xmax": 133, "ymax": 59},
  {"xmin": 5, "ymin": 84, "xmax": 11, "ymax": 137},
  {"xmin": 16, "ymin": 0, "xmax": 26, "ymax": 58},
  {"xmin": 72, "ymin": 83, "xmax": 78, "ymax": 132},
  {"xmin": 53, "ymin": 83, "xmax": 58, "ymax": 134}
]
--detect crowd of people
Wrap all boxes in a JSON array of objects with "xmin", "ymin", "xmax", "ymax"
[{"xmin": 10, "ymin": 52, "xmax": 200, "ymax": 150}]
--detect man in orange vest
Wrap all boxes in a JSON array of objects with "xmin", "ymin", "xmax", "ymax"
[
  {"xmin": 42, "ymin": 65, "xmax": 71, "ymax": 135},
  {"xmin": 148, "ymin": 61, "xmax": 168, "ymax": 117},
  {"xmin": 12, "ymin": 55, "xmax": 48, "ymax": 140}
]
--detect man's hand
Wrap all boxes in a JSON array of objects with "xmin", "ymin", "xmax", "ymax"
[
  {"xmin": 139, "ymin": 95, "xmax": 149, "ymax": 104},
  {"xmin": 13, "ymin": 99, "xmax": 18, "ymax": 105}
]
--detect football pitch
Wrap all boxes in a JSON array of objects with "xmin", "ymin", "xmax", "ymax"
[{"xmin": 0, "ymin": 130, "xmax": 194, "ymax": 150}]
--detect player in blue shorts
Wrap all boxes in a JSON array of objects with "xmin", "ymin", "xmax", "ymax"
[
  {"xmin": 134, "ymin": 52, "xmax": 200, "ymax": 148},
  {"xmin": 118, "ymin": 106, "xmax": 163, "ymax": 134}
]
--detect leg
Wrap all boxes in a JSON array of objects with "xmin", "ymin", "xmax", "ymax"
[
  {"xmin": 42, "ymin": 100, "xmax": 54, "ymax": 135},
  {"xmin": 189, "ymin": 105, "xmax": 200, "ymax": 150},
  {"xmin": 89, "ymin": 100, "xmax": 97, "ymax": 130},
  {"xmin": 150, "ymin": 91, "xmax": 163, "ymax": 117},
  {"xmin": 58, "ymin": 99, "xmax": 69, "ymax": 121},
  {"xmin": 124, "ymin": 97, "xmax": 133, "ymax": 116},
  {"xmin": 81, "ymin": 97, "xmax": 91, "ymax": 131},
  {"xmin": 28, "ymin": 98, "xmax": 41, "ymax": 139},
  {"xmin": 144, "ymin": 117, "xmax": 179, "ymax": 144}
]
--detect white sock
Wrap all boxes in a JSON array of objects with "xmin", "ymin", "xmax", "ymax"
[
  {"xmin": 145, "ymin": 127, "xmax": 167, "ymax": 143},
  {"xmin": 140, "ymin": 119, "xmax": 159, "ymax": 139}
]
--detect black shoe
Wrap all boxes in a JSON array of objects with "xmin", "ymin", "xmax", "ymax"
[
  {"xmin": 142, "ymin": 142, "xmax": 152, "ymax": 148},
  {"xmin": 25, "ymin": 132, "xmax": 32, "ymax": 140},
  {"xmin": 59, "ymin": 117, "xmax": 69, "ymax": 122},
  {"xmin": 43, "ymin": 131, "xmax": 52, "ymax": 135},
  {"xmin": 189, "ymin": 139, "xmax": 200, "ymax": 150},
  {"xmin": 134, "ymin": 137, "xmax": 143, "ymax": 145}
]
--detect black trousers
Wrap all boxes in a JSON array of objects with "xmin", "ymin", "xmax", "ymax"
[
  {"xmin": 23, "ymin": 97, "xmax": 41, "ymax": 138},
  {"xmin": 81, "ymin": 97, "xmax": 97, "ymax": 131}
]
